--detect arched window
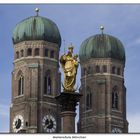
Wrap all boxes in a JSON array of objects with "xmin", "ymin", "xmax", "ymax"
[
  {"xmin": 50, "ymin": 50, "xmax": 54, "ymax": 58},
  {"xmin": 47, "ymin": 77, "xmax": 51, "ymax": 94},
  {"xmin": 112, "ymin": 66, "xmax": 116, "ymax": 74},
  {"xmin": 86, "ymin": 87, "xmax": 92, "ymax": 110},
  {"xmin": 27, "ymin": 48, "xmax": 32, "ymax": 56},
  {"xmin": 117, "ymin": 68, "xmax": 121, "ymax": 75},
  {"xmin": 34, "ymin": 48, "xmax": 39, "ymax": 56},
  {"xmin": 103, "ymin": 65, "xmax": 107, "ymax": 73},
  {"xmin": 45, "ymin": 49, "xmax": 49, "ymax": 57},
  {"xmin": 21, "ymin": 50, "xmax": 24, "ymax": 57},
  {"xmin": 18, "ymin": 75, "xmax": 24, "ymax": 96},
  {"xmin": 96, "ymin": 65, "xmax": 100, "ymax": 73},
  {"xmin": 16, "ymin": 51, "xmax": 19, "ymax": 59},
  {"xmin": 112, "ymin": 86, "xmax": 119, "ymax": 109},
  {"xmin": 44, "ymin": 70, "xmax": 52, "ymax": 95}
]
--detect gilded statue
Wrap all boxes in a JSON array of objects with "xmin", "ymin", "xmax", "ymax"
[{"xmin": 60, "ymin": 45, "xmax": 79, "ymax": 92}]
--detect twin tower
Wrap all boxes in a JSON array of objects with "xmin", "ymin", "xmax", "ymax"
[{"xmin": 10, "ymin": 10, "xmax": 128, "ymax": 133}]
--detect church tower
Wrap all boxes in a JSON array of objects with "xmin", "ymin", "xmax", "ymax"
[
  {"xmin": 78, "ymin": 27, "xmax": 128, "ymax": 133},
  {"xmin": 10, "ymin": 9, "xmax": 61, "ymax": 133}
]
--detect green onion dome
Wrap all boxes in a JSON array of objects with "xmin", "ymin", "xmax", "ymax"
[
  {"xmin": 12, "ymin": 16, "xmax": 61, "ymax": 47},
  {"xmin": 79, "ymin": 34, "xmax": 125, "ymax": 63}
]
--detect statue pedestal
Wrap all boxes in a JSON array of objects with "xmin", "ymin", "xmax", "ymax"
[{"xmin": 56, "ymin": 92, "xmax": 82, "ymax": 133}]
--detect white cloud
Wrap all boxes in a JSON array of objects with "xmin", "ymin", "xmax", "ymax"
[{"xmin": 128, "ymin": 113, "xmax": 140, "ymax": 133}]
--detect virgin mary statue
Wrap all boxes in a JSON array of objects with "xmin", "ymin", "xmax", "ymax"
[{"xmin": 60, "ymin": 45, "xmax": 79, "ymax": 92}]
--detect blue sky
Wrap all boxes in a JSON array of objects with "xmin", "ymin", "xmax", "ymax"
[{"xmin": 0, "ymin": 4, "xmax": 140, "ymax": 133}]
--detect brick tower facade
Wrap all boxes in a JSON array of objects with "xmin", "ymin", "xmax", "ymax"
[
  {"xmin": 10, "ymin": 12, "xmax": 62, "ymax": 133},
  {"xmin": 78, "ymin": 33, "xmax": 128, "ymax": 133}
]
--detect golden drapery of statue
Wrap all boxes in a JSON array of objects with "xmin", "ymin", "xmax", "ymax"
[{"xmin": 60, "ymin": 45, "xmax": 79, "ymax": 92}]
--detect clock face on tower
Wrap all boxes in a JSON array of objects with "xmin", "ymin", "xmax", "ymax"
[
  {"xmin": 13, "ymin": 115, "xmax": 24, "ymax": 132},
  {"xmin": 112, "ymin": 127, "xmax": 122, "ymax": 133},
  {"xmin": 42, "ymin": 115, "xmax": 57, "ymax": 133}
]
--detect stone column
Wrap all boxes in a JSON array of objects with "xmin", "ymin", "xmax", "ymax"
[
  {"xmin": 61, "ymin": 111, "xmax": 76, "ymax": 133},
  {"xmin": 56, "ymin": 92, "xmax": 82, "ymax": 133}
]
